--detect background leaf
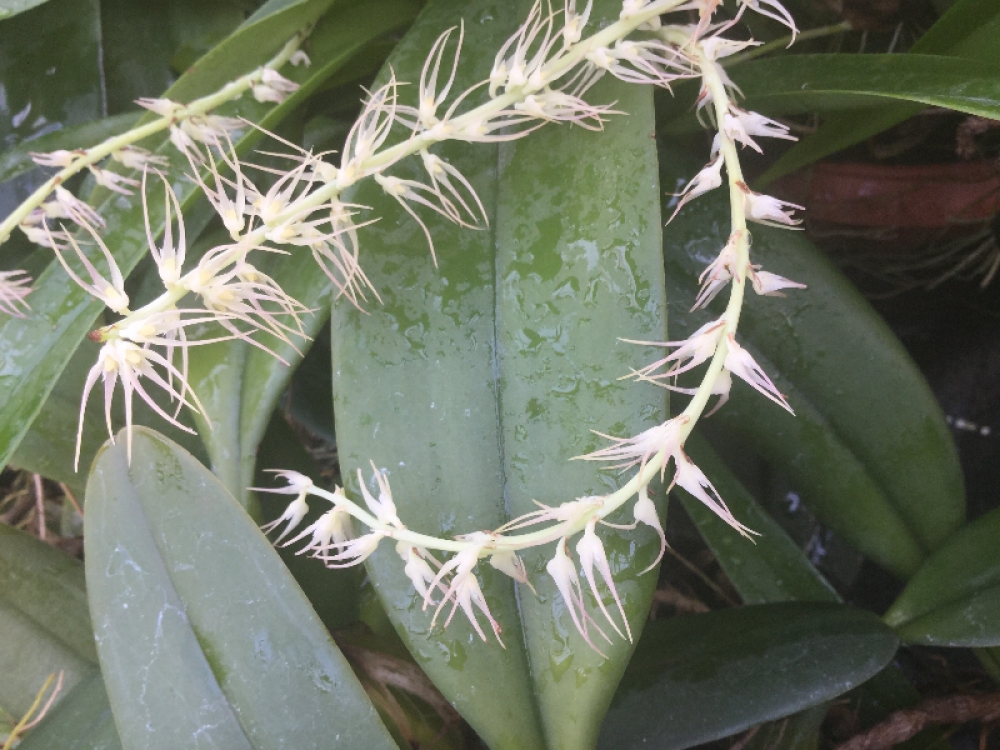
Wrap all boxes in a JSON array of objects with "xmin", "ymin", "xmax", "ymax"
[
  {"xmin": 0, "ymin": 524, "xmax": 96, "ymax": 719},
  {"xmin": 84, "ymin": 427, "xmax": 396, "ymax": 750},
  {"xmin": 677, "ymin": 436, "xmax": 950, "ymax": 750},
  {"xmin": 681, "ymin": 434, "xmax": 839, "ymax": 605},
  {"xmin": 755, "ymin": 0, "xmax": 1000, "ymax": 184},
  {"xmin": 731, "ymin": 55, "xmax": 1000, "ymax": 120},
  {"xmin": 18, "ymin": 672, "xmax": 121, "ymax": 750},
  {"xmin": 885, "ymin": 508, "xmax": 1000, "ymax": 646},
  {"xmin": 597, "ymin": 603, "xmax": 899, "ymax": 750}
]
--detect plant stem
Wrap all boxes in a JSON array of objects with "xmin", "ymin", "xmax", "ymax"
[{"xmin": 0, "ymin": 29, "xmax": 309, "ymax": 247}]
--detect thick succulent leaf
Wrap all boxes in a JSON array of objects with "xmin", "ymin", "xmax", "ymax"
[
  {"xmin": 18, "ymin": 671, "xmax": 122, "ymax": 750},
  {"xmin": 329, "ymin": 1, "xmax": 667, "ymax": 747},
  {"xmin": 0, "ymin": 0, "xmax": 334, "ymax": 474},
  {"xmin": 597, "ymin": 603, "xmax": 899, "ymax": 750},
  {"xmin": 661, "ymin": 147, "xmax": 964, "ymax": 577},
  {"xmin": 84, "ymin": 427, "xmax": 396, "ymax": 750},
  {"xmin": 884, "ymin": 508, "xmax": 1000, "ymax": 646},
  {"xmin": 681, "ymin": 433, "xmax": 839, "ymax": 604},
  {"xmin": 184, "ymin": 0, "xmax": 419, "ymax": 507},
  {"xmin": 0, "ymin": 524, "xmax": 97, "ymax": 719},
  {"xmin": 755, "ymin": 0, "xmax": 1000, "ymax": 184},
  {"xmin": 680, "ymin": 439, "xmax": 949, "ymax": 750}
]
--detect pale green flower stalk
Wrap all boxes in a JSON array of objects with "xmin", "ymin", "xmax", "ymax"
[
  {"xmin": 8, "ymin": 0, "xmax": 808, "ymax": 651},
  {"xmin": 0, "ymin": 27, "xmax": 310, "ymax": 318}
]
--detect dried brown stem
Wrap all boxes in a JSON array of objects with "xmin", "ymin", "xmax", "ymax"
[{"xmin": 836, "ymin": 693, "xmax": 1000, "ymax": 750}]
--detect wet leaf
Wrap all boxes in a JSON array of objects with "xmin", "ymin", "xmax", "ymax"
[
  {"xmin": 598, "ymin": 603, "xmax": 898, "ymax": 750},
  {"xmin": 329, "ymin": 1, "xmax": 667, "ymax": 747},
  {"xmin": 885, "ymin": 508, "xmax": 1000, "ymax": 646},
  {"xmin": 84, "ymin": 427, "xmax": 396, "ymax": 750}
]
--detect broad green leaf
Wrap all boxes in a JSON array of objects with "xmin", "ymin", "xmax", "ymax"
[
  {"xmin": 0, "ymin": 524, "xmax": 96, "ymax": 719},
  {"xmin": 884, "ymin": 508, "xmax": 1000, "ymax": 646},
  {"xmin": 0, "ymin": 0, "xmax": 334, "ymax": 476},
  {"xmin": 661, "ymin": 146, "xmax": 964, "ymax": 577},
  {"xmin": 136, "ymin": 0, "xmax": 334, "ymax": 113},
  {"xmin": 18, "ymin": 671, "xmax": 122, "ymax": 750},
  {"xmin": 597, "ymin": 603, "xmax": 899, "ymax": 750},
  {"xmin": 679, "ymin": 441, "xmax": 948, "ymax": 750},
  {"xmin": 681, "ymin": 433, "xmax": 839, "ymax": 604},
  {"xmin": 0, "ymin": 0, "xmax": 54, "ymax": 19},
  {"xmin": 84, "ymin": 427, "xmax": 396, "ymax": 750},
  {"xmin": 330, "ymin": 1, "xmax": 666, "ymax": 747},
  {"xmin": 756, "ymin": 0, "xmax": 1000, "ymax": 184},
  {"xmin": 186, "ymin": 0, "xmax": 420, "ymax": 507},
  {"xmin": 494, "ymin": 76, "xmax": 665, "ymax": 750}
]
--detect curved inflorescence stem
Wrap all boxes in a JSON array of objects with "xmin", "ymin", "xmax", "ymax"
[
  {"xmin": 257, "ymin": 1, "xmax": 807, "ymax": 650},
  {"xmin": 7, "ymin": 0, "xmax": 809, "ymax": 652},
  {"xmin": 0, "ymin": 29, "xmax": 310, "ymax": 249}
]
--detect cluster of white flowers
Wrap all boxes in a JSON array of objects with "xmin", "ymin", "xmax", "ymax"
[
  {"xmin": 3, "ymin": 0, "xmax": 809, "ymax": 651},
  {"xmin": 256, "ymin": 0, "xmax": 808, "ymax": 650}
]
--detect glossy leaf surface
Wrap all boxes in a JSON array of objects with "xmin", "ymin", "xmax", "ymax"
[
  {"xmin": 0, "ymin": 0, "xmax": 334, "ymax": 474},
  {"xmin": 661, "ymin": 147, "xmax": 964, "ymax": 577},
  {"xmin": 84, "ymin": 427, "xmax": 395, "ymax": 750},
  {"xmin": 0, "ymin": 524, "xmax": 97, "ymax": 719},
  {"xmin": 885, "ymin": 508, "xmax": 1000, "ymax": 646},
  {"xmin": 598, "ymin": 603, "xmax": 898, "ymax": 750},
  {"xmin": 329, "ymin": 1, "xmax": 667, "ymax": 747},
  {"xmin": 678, "ymin": 440, "xmax": 948, "ymax": 750}
]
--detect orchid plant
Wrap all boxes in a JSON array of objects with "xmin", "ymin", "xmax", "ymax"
[
  {"xmin": 4, "ymin": 0, "xmax": 806, "ymax": 650},
  {"xmin": 2, "ymin": 0, "xmax": 988, "ymax": 746}
]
